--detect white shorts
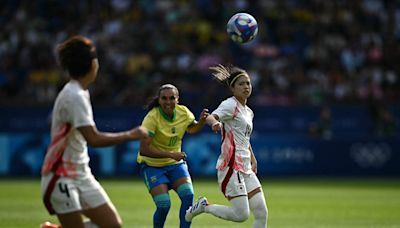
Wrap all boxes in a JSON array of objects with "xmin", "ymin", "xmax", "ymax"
[
  {"xmin": 41, "ymin": 172, "xmax": 110, "ymax": 215},
  {"xmin": 217, "ymin": 167, "xmax": 261, "ymax": 198}
]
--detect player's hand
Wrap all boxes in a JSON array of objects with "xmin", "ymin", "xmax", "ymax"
[
  {"xmin": 198, "ymin": 108, "xmax": 210, "ymax": 124},
  {"xmin": 211, "ymin": 122, "xmax": 222, "ymax": 133},
  {"xmin": 170, "ymin": 152, "xmax": 187, "ymax": 161},
  {"xmin": 251, "ymin": 161, "xmax": 258, "ymax": 174},
  {"xmin": 128, "ymin": 126, "xmax": 148, "ymax": 140},
  {"xmin": 181, "ymin": 152, "xmax": 187, "ymax": 161}
]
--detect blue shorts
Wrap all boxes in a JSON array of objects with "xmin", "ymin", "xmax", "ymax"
[{"xmin": 139, "ymin": 162, "xmax": 191, "ymax": 191}]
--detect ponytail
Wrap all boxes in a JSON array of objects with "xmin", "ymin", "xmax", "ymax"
[{"xmin": 209, "ymin": 64, "xmax": 247, "ymax": 87}]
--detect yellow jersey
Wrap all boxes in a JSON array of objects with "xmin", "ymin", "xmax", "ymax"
[{"xmin": 137, "ymin": 105, "xmax": 195, "ymax": 167}]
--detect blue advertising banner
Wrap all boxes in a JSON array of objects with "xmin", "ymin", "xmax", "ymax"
[
  {"xmin": 1, "ymin": 133, "xmax": 399, "ymax": 177},
  {"xmin": 0, "ymin": 105, "xmax": 398, "ymax": 177}
]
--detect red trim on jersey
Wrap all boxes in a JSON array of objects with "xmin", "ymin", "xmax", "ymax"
[
  {"xmin": 221, "ymin": 166, "xmax": 234, "ymax": 195},
  {"xmin": 221, "ymin": 130, "xmax": 236, "ymax": 195},
  {"xmin": 220, "ymin": 99, "xmax": 246, "ymax": 195},
  {"xmin": 233, "ymin": 103, "xmax": 240, "ymax": 119},
  {"xmin": 48, "ymin": 124, "xmax": 71, "ymax": 148},
  {"xmin": 43, "ymin": 173, "xmax": 60, "ymax": 215},
  {"xmin": 227, "ymin": 130, "xmax": 236, "ymax": 168},
  {"xmin": 218, "ymin": 129, "xmax": 236, "ymax": 170},
  {"xmin": 41, "ymin": 124, "xmax": 71, "ymax": 175}
]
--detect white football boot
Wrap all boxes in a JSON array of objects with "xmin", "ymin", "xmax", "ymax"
[{"xmin": 185, "ymin": 196, "xmax": 208, "ymax": 222}]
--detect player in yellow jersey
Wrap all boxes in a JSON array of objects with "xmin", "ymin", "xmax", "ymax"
[{"xmin": 137, "ymin": 84, "xmax": 209, "ymax": 228}]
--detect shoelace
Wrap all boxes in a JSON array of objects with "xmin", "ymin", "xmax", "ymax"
[{"xmin": 190, "ymin": 200, "xmax": 202, "ymax": 212}]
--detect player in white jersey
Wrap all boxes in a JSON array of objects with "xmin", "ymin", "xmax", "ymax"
[
  {"xmin": 185, "ymin": 64, "xmax": 268, "ymax": 227},
  {"xmin": 40, "ymin": 36, "xmax": 147, "ymax": 228}
]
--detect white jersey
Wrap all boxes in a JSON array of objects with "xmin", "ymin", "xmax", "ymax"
[
  {"xmin": 41, "ymin": 80, "xmax": 95, "ymax": 178},
  {"xmin": 212, "ymin": 96, "xmax": 253, "ymax": 174}
]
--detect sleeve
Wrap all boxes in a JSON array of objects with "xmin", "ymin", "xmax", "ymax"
[
  {"xmin": 211, "ymin": 99, "xmax": 234, "ymax": 122},
  {"xmin": 141, "ymin": 110, "xmax": 157, "ymax": 137},
  {"xmin": 184, "ymin": 106, "xmax": 195, "ymax": 127},
  {"xmin": 69, "ymin": 93, "xmax": 95, "ymax": 128}
]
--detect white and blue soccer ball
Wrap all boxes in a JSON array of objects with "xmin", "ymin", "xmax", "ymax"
[{"xmin": 227, "ymin": 13, "xmax": 258, "ymax": 44}]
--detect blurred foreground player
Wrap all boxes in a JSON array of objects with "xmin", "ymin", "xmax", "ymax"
[{"xmin": 40, "ymin": 35, "xmax": 148, "ymax": 228}]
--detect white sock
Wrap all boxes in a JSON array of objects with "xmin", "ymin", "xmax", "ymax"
[
  {"xmin": 204, "ymin": 196, "xmax": 250, "ymax": 222},
  {"xmin": 249, "ymin": 192, "xmax": 268, "ymax": 228}
]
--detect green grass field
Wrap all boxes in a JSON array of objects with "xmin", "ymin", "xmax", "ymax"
[{"xmin": 0, "ymin": 178, "xmax": 399, "ymax": 228}]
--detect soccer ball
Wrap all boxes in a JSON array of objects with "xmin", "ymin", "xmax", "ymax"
[{"xmin": 227, "ymin": 13, "xmax": 258, "ymax": 44}]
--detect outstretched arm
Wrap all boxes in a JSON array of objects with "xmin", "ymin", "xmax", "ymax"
[
  {"xmin": 78, "ymin": 125, "xmax": 148, "ymax": 148},
  {"xmin": 187, "ymin": 108, "xmax": 209, "ymax": 134},
  {"xmin": 206, "ymin": 114, "xmax": 222, "ymax": 133}
]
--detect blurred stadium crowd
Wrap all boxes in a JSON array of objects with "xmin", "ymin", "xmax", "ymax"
[{"xmin": 0, "ymin": 0, "xmax": 399, "ymax": 107}]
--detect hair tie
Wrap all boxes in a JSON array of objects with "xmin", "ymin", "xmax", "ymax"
[{"xmin": 229, "ymin": 73, "xmax": 246, "ymax": 87}]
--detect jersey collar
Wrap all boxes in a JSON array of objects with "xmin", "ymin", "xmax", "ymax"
[{"xmin": 158, "ymin": 107, "xmax": 176, "ymax": 122}]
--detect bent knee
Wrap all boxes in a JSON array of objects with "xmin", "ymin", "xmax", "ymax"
[
  {"xmin": 106, "ymin": 216, "xmax": 123, "ymax": 228},
  {"xmin": 233, "ymin": 209, "xmax": 250, "ymax": 222}
]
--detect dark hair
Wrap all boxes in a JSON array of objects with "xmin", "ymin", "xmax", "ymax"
[
  {"xmin": 56, "ymin": 35, "xmax": 98, "ymax": 79},
  {"xmin": 209, "ymin": 64, "xmax": 248, "ymax": 87},
  {"xmin": 146, "ymin": 84, "xmax": 179, "ymax": 111}
]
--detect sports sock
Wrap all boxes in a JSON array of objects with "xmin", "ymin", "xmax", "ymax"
[
  {"xmin": 152, "ymin": 193, "xmax": 171, "ymax": 228},
  {"xmin": 205, "ymin": 196, "xmax": 249, "ymax": 222},
  {"xmin": 176, "ymin": 183, "xmax": 194, "ymax": 228},
  {"xmin": 249, "ymin": 192, "xmax": 268, "ymax": 228}
]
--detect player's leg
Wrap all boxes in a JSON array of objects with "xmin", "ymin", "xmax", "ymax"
[
  {"xmin": 173, "ymin": 177, "xmax": 194, "ymax": 228},
  {"xmin": 41, "ymin": 174, "xmax": 87, "ymax": 228},
  {"xmin": 186, "ymin": 168, "xmax": 250, "ymax": 222},
  {"xmin": 150, "ymin": 184, "xmax": 171, "ymax": 228},
  {"xmin": 205, "ymin": 196, "xmax": 250, "ymax": 222},
  {"xmin": 83, "ymin": 202, "xmax": 122, "ymax": 228},
  {"xmin": 185, "ymin": 196, "xmax": 208, "ymax": 222},
  {"xmin": 170, "ymin": 162, "xmax": 194, "ymax": 228},
  {"xmin": 140, "ymin": 163, "xmax": 171, "ymax": 227},
  {"xmin": 246, "ymin": 173, "xmax": 268, "ymax": 228},
  {"xmin": 79, "ymin": 175, "xmax": 122, "ymax": 227},
  {"xmin": 57, "ymin": 212, "xmax": 85, "ymax": 228},
  {"xmin": 205, "ymin": 169, "xmax": 250, "ymax": 222}
]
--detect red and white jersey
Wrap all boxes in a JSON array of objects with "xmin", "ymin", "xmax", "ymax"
[
  {"xmin": 212, "ymin": 96, "xmax": 254, "ymax": 174},
  {"xmin": 41, "ymin": 80, "xmax": 95, "ymax": 178}
]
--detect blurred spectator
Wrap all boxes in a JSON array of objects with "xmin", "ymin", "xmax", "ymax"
[
  {"xmin": 308, "ymin": 106, "xmax": 333, "ymax": 140},
  {"xmin": 0, "ymin": 0, "xmax": 399, "ymax": 107},
  {"xmin": 368, "ymin": 101, "xmax": 397, "ymax": 138}
]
